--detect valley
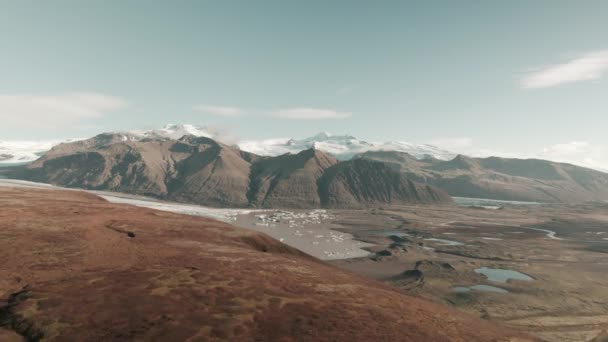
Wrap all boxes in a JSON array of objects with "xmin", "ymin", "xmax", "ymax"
[
  {"xmin": 5, "ymin": 3, "xmax": 608, "ymax": 341},
  {"xmin": 0, "ymin": 185, "xmax": 537, "ymax": 341},
  {"xmin": 2, "ymin": 178, "xmax": 607, "ymax": 341},
  {"xmin": 329, "ymin": 202, "xmax": 608, "ymax": 342},
  {"xmin": 2, "ymin": 132, "xmax": 608, "ymax": 341}
]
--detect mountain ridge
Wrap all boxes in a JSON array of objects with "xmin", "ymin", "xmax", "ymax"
[
  {"xmin": 0, "ymin": 124, "xmax": 456, "ymax": 164},
  {"xmin": 9, "ymin": 132, "xmax": 452, "ymax": 208},
  {"xmin": 357, "ymin": 150, "xmax": 608, "ymax": 203},
  {"xmin": 3, "ymin": 124, "xmax": 606, "ymax": 174}
]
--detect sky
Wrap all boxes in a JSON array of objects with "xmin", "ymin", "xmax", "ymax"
[{"xmin": 1, "ymin": 1, "xmax": 607, "ymax": 169}]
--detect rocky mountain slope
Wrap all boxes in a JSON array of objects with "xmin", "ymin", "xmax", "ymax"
[
  {"xmin": 0, "ymin": 187, "xmax": 536, "ymax": 341},
  {"xmin": 10, "ymin": 133, "xmax": 451, "ymax": 208},
  {"xmin": 247, "ymin": 148, "xmax": 338, "ymax": 208},
  {"xmin": 356, "ymin": 151, "xmax": 608, "ymax": 203},
  {"xmin": 319, "ymin": 158, "xmax": 452, "ymax": 207}
]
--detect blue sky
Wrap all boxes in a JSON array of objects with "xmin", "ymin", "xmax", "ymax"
[{"xmin": 1, "ymin": 1, "xmax": 607, "ymax": 168}]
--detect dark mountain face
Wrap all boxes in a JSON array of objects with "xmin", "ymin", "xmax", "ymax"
[
  {"xmin": 319, "ymin": 159, "xmax": 452, "ymax": 208},
  {"xmin": 248, "ymin": 149, "xmax": 338, "ymax": 208},
  {"xmin": 358, "ymin": 151, "xmax": 608, "ymax": 203},
  {"xmin": 11, "ymin": 134, "xmax": 452, "ymax": 208}
]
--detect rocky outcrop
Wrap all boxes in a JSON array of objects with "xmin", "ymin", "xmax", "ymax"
[{"xmin": 389, "ymin": 269, "xmax": 425, "ymax": 289}]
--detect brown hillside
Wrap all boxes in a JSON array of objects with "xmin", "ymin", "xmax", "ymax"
[{"xmin": 0, "ymin": 187, "xmax": 539, "ymax": 341}]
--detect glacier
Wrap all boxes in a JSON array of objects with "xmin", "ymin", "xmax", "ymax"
[
  {"xmin": 0, "ymin": 139, "xmax": 82, "ymax": 164},
  {"xmin": 238, "ymin": 131, "xmax": 456, "ymax": 160}
]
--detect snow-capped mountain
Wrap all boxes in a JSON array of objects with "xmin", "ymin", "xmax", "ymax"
[
  {"xmin": 0, "ymin": 139, "xmax": 81, "ymax": 164},
  {"xmin": 239, "ymin": 132, "xmax": 456, "ymax": 160},
  {"xmin": 139, "ymin": 126, "xmax": 455, "ymax": 161},
  {"xmin": 135, "ymin": 125, "xmax": 456, "ymax": 161},
  {"xmin": 0, "ymin": 124, "xmax": 455, "ymax": 164},
  {"xmin": 130, "ymin": 124, "xmax": 214, "ymax": 140},
  {"xmin": 0, "ymin": 125, "xmax": 216, "ymax": 164}
]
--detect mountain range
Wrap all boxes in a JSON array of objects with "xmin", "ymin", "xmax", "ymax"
[
  {"xmin": 357, "ymin": 150, "xmax": 608, "ymax": 203},
  {"xmin": 4, "ymin": 124, "xmax": 608, "ymax": 205},
  {"xmin": 8, "ymin": 132, "xmax": 451, "ymax": 208},
  {"xmin": 0, "ymin": 124, "xmax": 455, "ymax": 164}
]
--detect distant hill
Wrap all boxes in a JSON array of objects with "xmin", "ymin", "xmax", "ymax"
[
  {"xmin": 9, "ymin": 133, "xmax": 451, "ymax": 208},
  {"xmin": 356, "ymin": 151, "xmax": 608, "ymax": 203}
]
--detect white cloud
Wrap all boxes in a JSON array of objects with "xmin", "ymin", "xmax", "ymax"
[
  {"xmin": 429, "ymin": 137, "xmax": 473, "ymax": 150},
  {"xmin": 435, "ymin": 138, "xmax": 608, "ymax": 172},
  {"xmin": 194, "ymin": 105, "xmax": 243, "ymax": 117},
  {"xmin": 537, "ymin": 141, "xmax": 607, "ymax": 171},
  {"xmin": 0, "ymin": 92, "xmax": 127, "ymax": 128},
  {"xmin": 521, "ymin": 49, "xmax": 608, "ymax": 89},
  {"xmin": 272, "ymin": 108, "xmax": 352, "ymax": 120}
]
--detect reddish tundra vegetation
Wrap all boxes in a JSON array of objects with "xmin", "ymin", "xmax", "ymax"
[{"xmin": 0, "ymin": 187, "xmax": 537, "ymax": 341}]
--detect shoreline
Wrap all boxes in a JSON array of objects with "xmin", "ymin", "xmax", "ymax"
[{"xmin": 0, "ymin": 179, "xmax": 372, "ymax": 260}]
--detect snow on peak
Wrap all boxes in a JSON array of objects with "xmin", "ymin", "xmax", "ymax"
[
  {"xmin": 310, "ymin": 132, "xmax": 332, "ymax": 140},
  {"xmin": 0, "ymin": 125, "xmax": 456, "ymax": 164},
  {"xmin": 132, "ymin": 124, "xmax": 214, "ymax": 140},
  {"xmin": 239, "ymin": 133, "xmax": 455, "ymax": 161}
]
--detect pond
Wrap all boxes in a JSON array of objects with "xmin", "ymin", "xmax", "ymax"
[
  {"xmin": 424, "ymin": 238, "xmax": 464, "ymax": 246},
  {"xmin": 452, "ymin": 285, "xmax": 509, "ymax": 293},
  {"xmin": 378, "ymin": 231, "xmax": 411, "ymax": 237},
  {"xmin": 475, "ymin": 267, "xmax": 533, "ymax": 283}
]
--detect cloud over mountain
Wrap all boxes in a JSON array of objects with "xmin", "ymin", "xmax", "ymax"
[
  {"xmin": 194, "ymin": 105, "xmax": 243, "ymax": 117},
  {"xmin": 272, "ymin": 108, "xmax": 352, "ymax": 120}
]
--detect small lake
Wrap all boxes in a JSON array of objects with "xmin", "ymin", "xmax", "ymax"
[
  {"xmin": 475, "ymin": 267, "xmax": 533, "ymax": 283},
  {"xmin": 424, "ymin": 238, "xmax": 464, "ymax": 246},
  {"xmin": 452, "ymin": 285, "xmax": 509, "ymax": 293},
  {"xmin": 453, "ymin": 197, "xmax": 541, "ymax": 209},
  {"xmin": 378, "ymin": 231, "xmax": 411, "ymax": 237}
]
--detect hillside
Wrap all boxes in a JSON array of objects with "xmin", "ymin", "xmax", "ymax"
[
  {"xmin": 0, "ymin": 187, "xmax": 537, "ymax": 341},
  {"xmin": 247, "ymin": 148, "xmax": 338, "ymax": 208},
  {"xmin": 9, "ymin": 133, "xmax": 451, "ymax": 208},
  {"xmin": 319, "ymin": 158, "xmax": 452, "ymax": 208},
  {"xmin": 357, "ymin": 151, "xmax": 608, "ymax": 203}
]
